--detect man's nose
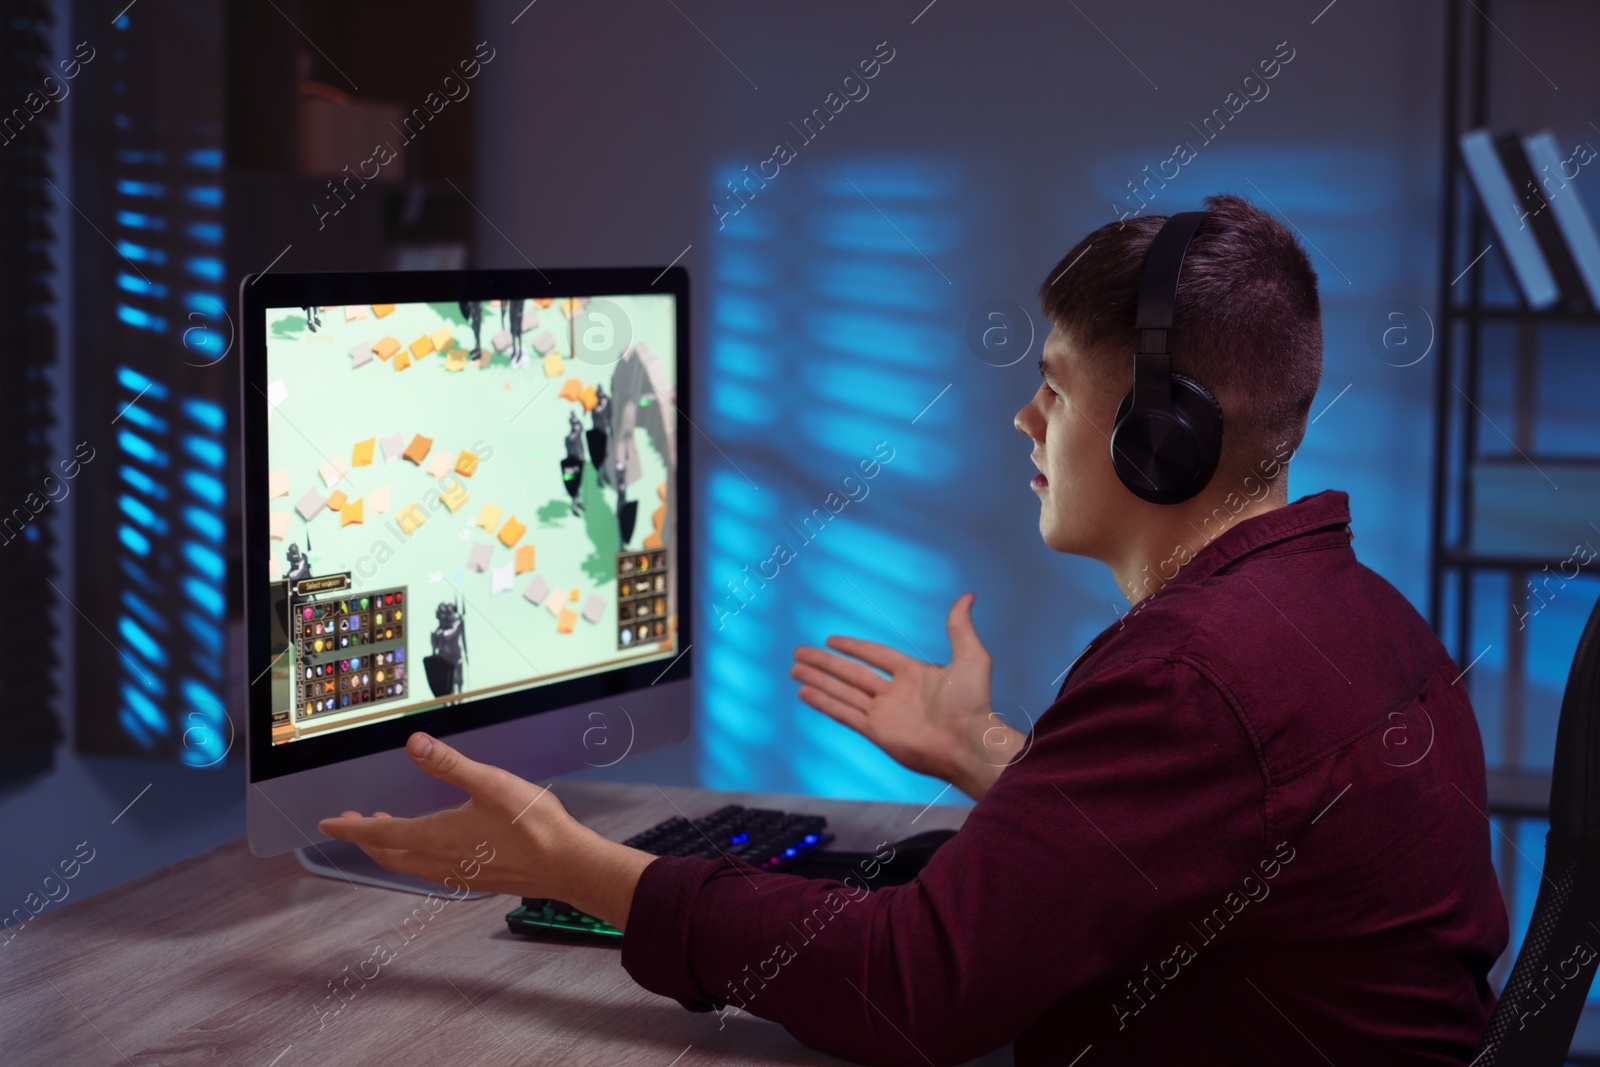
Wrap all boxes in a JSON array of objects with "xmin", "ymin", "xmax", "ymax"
[{"xmin": 1014, "ymin": 397, "xmax": 1040, "ymax": 440}]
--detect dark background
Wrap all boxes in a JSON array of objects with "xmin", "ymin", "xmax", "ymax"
[{"xmin": 4, "ymin": 0, "xmax": 1600, "ymax": 1017}]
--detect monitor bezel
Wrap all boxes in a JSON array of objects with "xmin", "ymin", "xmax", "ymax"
[{"xmin": 238, "ymin": 266, "xmax": 692, "ymax": 784}]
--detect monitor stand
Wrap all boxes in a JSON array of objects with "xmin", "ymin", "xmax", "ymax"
[{"xmin": 296, "ymin": 841, "xmax": 495, "ymax": 899}]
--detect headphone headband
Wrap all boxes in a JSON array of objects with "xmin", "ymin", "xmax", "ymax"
[
  {"xmin": 1131, "ymin": 211, "xmax": 1206, "ymax": 412},
  {"xmin": 1135, "ymin": 210, "xmax": 1209, "ymax": 336}
]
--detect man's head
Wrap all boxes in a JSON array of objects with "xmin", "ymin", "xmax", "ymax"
[{"xmin": 1015, "ymin": 193, "xmax": 1322, "ymax": 565}]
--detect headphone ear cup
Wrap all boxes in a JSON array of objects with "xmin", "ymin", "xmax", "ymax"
[
  {"xmin": 1170, "ymin": 372, "xmax": 1223, "ymax": 468},
  {"xmin": 1110, "ymin": 374, "xmax": 1224, "ymax": 504}
]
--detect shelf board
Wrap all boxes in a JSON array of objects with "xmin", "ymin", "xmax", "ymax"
[
  {"xmin": 1471, "ymin": 456, "xmax": 1600, "ymax": 468},
  {"xmin": 1445, "ymin": 305, "xmax": 1600, "ymax": 325},
  {"xmin": 1485, "ymin": 767, "xmax": 1551, "ymax": 818},
  {"xmin": 1440, "ymin": 549, "xmax": 1600, "ymax": 573}
]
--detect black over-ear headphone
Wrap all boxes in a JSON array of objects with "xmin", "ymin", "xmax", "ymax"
[{"xmin": 1110, "ymin": 210, "xmax": 1224, "ymax": 505}]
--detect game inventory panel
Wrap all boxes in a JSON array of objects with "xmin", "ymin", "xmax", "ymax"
[
  {"xmin": 292, "ymin": 584, "xmax": 410, "ymax": 723},
  {"xmin": 617, "ymin": 548, "xmax": 669, "ymax": 649}
]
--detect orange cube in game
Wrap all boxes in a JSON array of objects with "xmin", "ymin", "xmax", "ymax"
[
  {"xmin": 454, "ymin": 450, "xmax": 478, "ymax": 477},
  {"xmin": 408, "ymin": 335, "xmax": 435, "ymax": 359},
  {"xmin": 372, "ymin": 337, "xmax": 400, "ymax": 360},
  {"xmin": 372, "ymin": 304, "xmax": 396, "ymax": 318},
  {"xmin": 498, "ymin": 516, "xmax": 526, "ymax": 548},
  {"xmin": 514, "ymin": 544, "xmax": 536, "ymax": 573},
  {"xmin": 403, "ymin": 434, "xmax": 432, "ymax": 464}
]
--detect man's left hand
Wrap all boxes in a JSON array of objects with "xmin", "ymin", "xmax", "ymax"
[{"xmin": 317, "ymin": 731, "xmax": 581, "ymax": 900}]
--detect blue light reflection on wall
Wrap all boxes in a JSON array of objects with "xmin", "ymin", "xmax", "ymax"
[
  {"xmin": 108, "ymin": 11, "xmax": 228, "ymax": 765},
  {"xmin": 698, "ymin": 161, "xmax": 967, "ymax": 804}
]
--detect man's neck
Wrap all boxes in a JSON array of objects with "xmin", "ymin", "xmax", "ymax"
[{"xmin": 1112, "ymin": 490, "xmax": 1287, "ymax": 606}]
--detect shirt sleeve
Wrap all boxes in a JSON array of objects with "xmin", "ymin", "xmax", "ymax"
[{"xmin": 619, "ymin": 656, "xmax": 1268, "ymax": 1066}]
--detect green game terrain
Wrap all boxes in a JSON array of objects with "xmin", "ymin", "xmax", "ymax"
[{"xmin": 263, "ymin": 295, "xmax": 677, "ymax": 742}]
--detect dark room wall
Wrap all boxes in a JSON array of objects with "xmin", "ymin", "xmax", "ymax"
[
  {"xmin": 471, "ymin": 0, "xmax": 1466, "ymax": 802},
  {"xmin": 9, "ymin": 0, "xmax": 1600, "ymax": 940}
]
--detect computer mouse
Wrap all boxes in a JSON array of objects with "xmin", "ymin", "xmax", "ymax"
[
  {"xmin": 779, "ymin": 827, "xmax": 960, "ymax": 886},
  {"xmin": 875, "ymin": 828, "xmax": 958, "ymax": 884}
]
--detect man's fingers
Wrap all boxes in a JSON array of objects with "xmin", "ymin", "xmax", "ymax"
[
  {"xmin": 796, "ymin": 684, "xmax": 871, "ymax": 737},
  {"xmin": 821, "ymin": 634, "xmax": 915, "ymax": 676},
  {"xmin": 334, "ymin": 812, "xmax": 413, "ymax": 868},
  {"xmin": 790, "ymin": 660, "xmax": 874, "ymax": 715},
  {"xmin": 407, "ymin": 733, "xmax": 508, "ymax": 801},
  {"xmin": 791, "ymin": 648, "xmax": 886, "ymax": 699},
  {"xmin": 349, "ymin": 836, "xmax": 413, "ymax": 869},
  {"xmin": 350, "ymin": 839, "xmax": 441, "ymax": 881},
  {"xmin": 319, "ymin": 808, "xmax": 478, "ymax": 883},
  {"xmin": 946, "ymin": 592, "xmax": 987, "ymax": 661},
  {"xmin": 318, "ymin": 812, "xmax": 430, "ymax": 851}
]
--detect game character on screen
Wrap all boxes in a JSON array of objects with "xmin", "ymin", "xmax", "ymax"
[
  {"xmin": 459, "ymin": 299, "xmax": 484, "ymax": 357},
  {"xmin": 425, "ymin": 601, "xmax": 467, "ymax": 697},
  {"xmin": 562, "ymin": 412, "xmax": 586, "ymax": 517},
  {"xmin": 283, "ymin": 542, "xmax": 311, "ymax": 584},
  {"xmin": 588, "ymin": 382, "xmax": 611, "ymax": 486},
  {"xmin": 502, "ymin": 298, "xmax": 527, "ymax": 368}
]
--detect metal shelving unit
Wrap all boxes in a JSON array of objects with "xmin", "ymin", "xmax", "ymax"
[
  {"xmin": 1431, "ymin": 0, "xmax": 1600, "ymax": 797},
  {"xmin": 1430, "ymin": 0, "xmax": 1600, "ymax": 1043}
]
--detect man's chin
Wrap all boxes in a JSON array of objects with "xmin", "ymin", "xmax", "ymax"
[{"xmin": 1038, "ymin": 517, "xmax": 1081, "ymax": 555}]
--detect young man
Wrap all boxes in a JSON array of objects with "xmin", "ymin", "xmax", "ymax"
[{"xmin": 321, "ymin": 194, "xmax": 1508, "ymax": 1065}]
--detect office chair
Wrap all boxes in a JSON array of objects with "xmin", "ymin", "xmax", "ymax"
[{"xmin": 1474, "ymin": 590, "xmax": 1600, "ymax": 1066}]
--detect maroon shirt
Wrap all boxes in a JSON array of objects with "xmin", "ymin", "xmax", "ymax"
[{"xmin": 622, "ymin": 490, "xmax": 1508, "ymax": 1065}]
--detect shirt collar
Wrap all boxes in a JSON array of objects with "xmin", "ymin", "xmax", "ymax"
[
  {"xmin": 1054, "ymin": 490, "xmax": 1354, "ymax": 701},
  {"xmin": 1153, "ymin": 488, "xmax": 1353, "ymax": 595}
]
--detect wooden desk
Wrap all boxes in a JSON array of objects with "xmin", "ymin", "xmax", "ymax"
[{"xmin": 2, "ymin": 781, "xmax": 1005, "ymax": 1066}]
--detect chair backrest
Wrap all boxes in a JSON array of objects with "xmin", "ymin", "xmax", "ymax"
[{"xmin": 1475, "ymin": 590, "xmax": 1600, "ymax": 1066}]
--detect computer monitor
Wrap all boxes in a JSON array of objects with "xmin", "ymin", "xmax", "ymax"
[{"xmin": 238, "ymin": 268, "xmax": 692, "ymax": 894}]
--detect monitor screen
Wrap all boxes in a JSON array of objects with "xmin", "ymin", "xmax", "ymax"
[{"xmin": 245, "ymin": 273, "xmax": 685, "ymax": 771}]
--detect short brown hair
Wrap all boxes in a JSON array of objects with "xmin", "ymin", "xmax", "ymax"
[{"xmin": 1037, "ymin": 193, "xmax": 1322, "ymax": 487}]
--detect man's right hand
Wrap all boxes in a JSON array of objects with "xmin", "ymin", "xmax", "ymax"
[{"xmin": 790, "ymin": 592, "xmax": 1026, "ymax": 802}]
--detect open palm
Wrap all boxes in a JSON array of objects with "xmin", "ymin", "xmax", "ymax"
[{"xmin": 790, "ymin": 592, "xmax": 1023, "ymax": 800}]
